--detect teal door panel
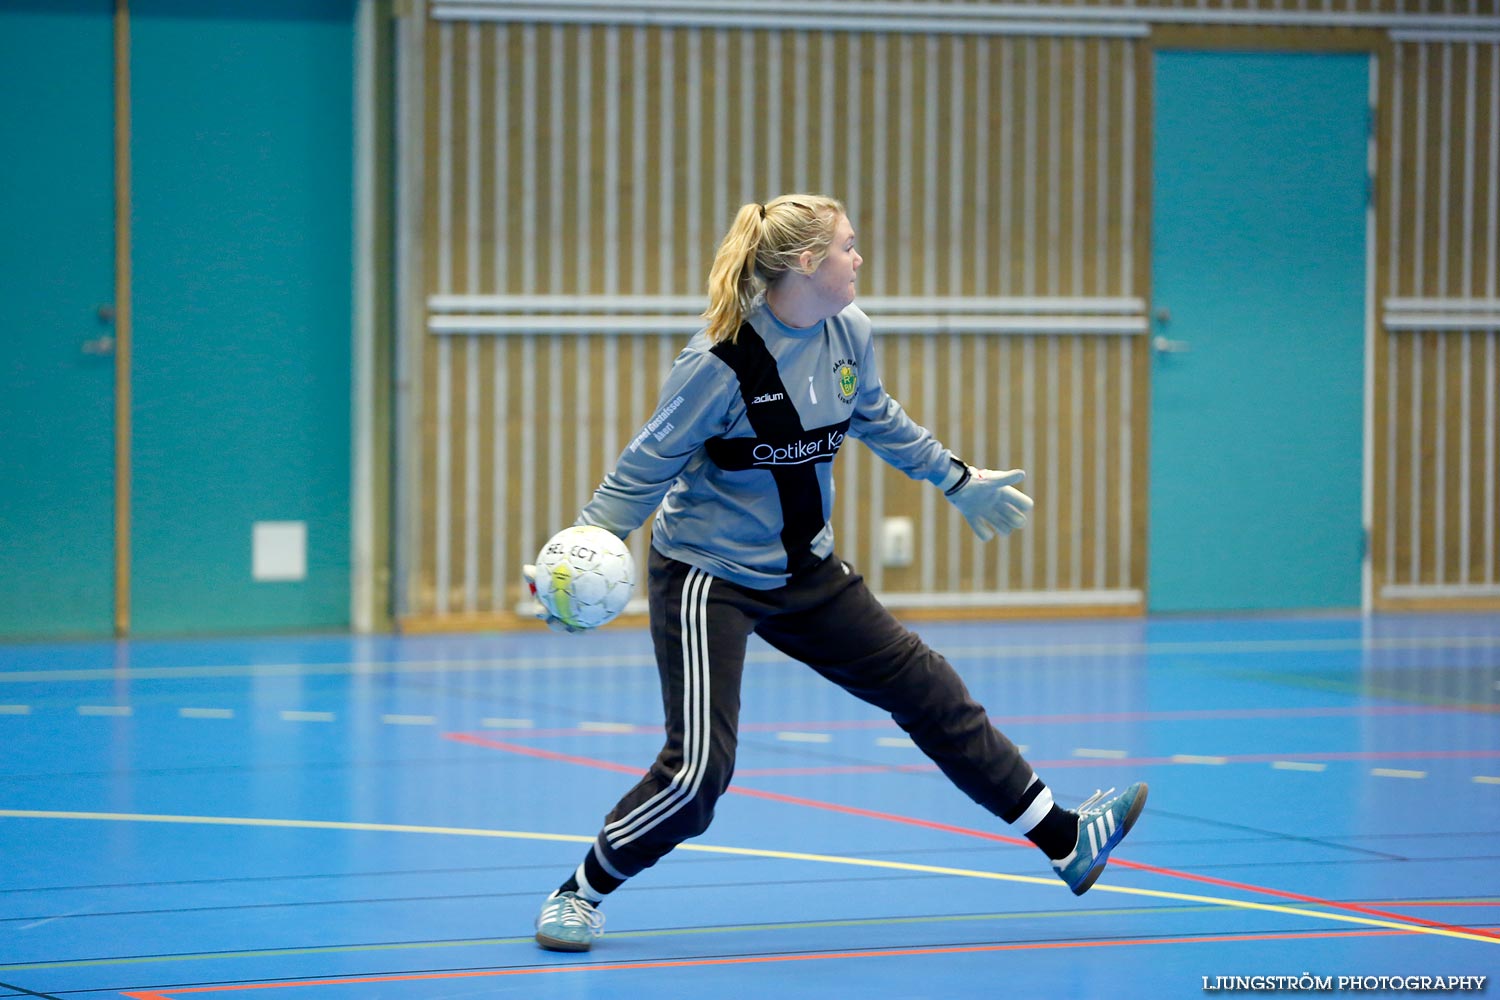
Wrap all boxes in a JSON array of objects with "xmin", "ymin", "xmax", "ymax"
[
  {"xmin": 0, "ymin": 2, "xmax": 117, "ymax": 638},
  {"xmin": 129, "ymin": 1, "xmax": 353, "ymax": 633},
  {"xmin": 1149, "ymin": 52, "xmax": 1368, "ymax": 612}
]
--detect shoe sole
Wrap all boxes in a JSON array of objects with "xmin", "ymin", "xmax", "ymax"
[
  {"xmin": 536, "ymin": 931, "xmax": 593, "ymax": 952},
  {"xmin": 1070, "ymin": 782, "xmax": 1149, "ymax": 897}
]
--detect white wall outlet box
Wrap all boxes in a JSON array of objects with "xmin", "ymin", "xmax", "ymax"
[
  {"xmin": 253, "ymin": 521, "xmax": 307, "ymax": 582},
  {"xmin": 880, "ymin": 516, "xmax": 915, "ymax": 568}
]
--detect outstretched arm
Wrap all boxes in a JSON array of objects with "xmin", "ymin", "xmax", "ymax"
[{"xmin": 850, "ymin": 337, "xmax": 1032, "ymax": 541}]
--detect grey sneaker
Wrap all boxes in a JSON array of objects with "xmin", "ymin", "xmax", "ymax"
[
  {"xmin": 1053, "ymin": 782, "xmax": 1148, "ymax": 896},
  {"xmin": 535, "ymin": 890, "xmax": 605, "ymax": 952}
]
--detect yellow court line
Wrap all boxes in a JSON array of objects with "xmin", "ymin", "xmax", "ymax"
[{"xmin": 0, "ymin": 809, "xmax": 1495, "ymax": 947}]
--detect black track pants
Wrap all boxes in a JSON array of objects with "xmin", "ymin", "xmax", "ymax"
[{"xmin": 590, "ymin": 548, "xmax": 1035, "ymax": 881}]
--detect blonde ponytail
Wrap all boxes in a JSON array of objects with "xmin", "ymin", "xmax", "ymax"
[{"xmin": 701, "ymin": 194, "xmax": 845, "ymax": 344}]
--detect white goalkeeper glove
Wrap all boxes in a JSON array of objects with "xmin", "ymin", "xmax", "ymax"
[
  {"xmin": 942, "ymin": 463, "xmax": 1033, "ymax": 541},
  {"xmin": 522, "ymin": 563, "xmax": 584, "ymax": 634}
]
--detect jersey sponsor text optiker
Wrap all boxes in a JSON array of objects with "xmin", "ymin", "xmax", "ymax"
[{"xmin": 751, "ymin": 429, "xmax": 846, "ymax": 467}]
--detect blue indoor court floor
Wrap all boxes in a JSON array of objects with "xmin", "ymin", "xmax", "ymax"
[{"xmin": 1, "ymin": 613, "xmax": 1497, "ymax": 998}]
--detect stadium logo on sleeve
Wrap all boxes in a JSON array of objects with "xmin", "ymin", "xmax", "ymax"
[{"xmin": 833, "ymin": 359, "xmax": 858, "ymax": 404}]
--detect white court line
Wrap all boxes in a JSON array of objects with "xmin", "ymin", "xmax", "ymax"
[
  {"xmin": 381, "ymin": 714, "xmax": 436, "ymax": 726},
  {"xmin": 482, "ymin": 717, "xmax": 535, "ymax": 729},
  {"xmin": 280, "ymin": 711, "xmax": 335, "ymax": 723},
  {"xmin": 0, "ymin": 705, "xmax": 32, "ymax": 715},
  {"xmin": 78, "ymin": 706, "xmax": 133, "ymax": 717},
  {"xmin": 17, "ymin": 905, "xmax": 92, "ymax": 932},
  {"xmin": 178, "ymin": 708, "xmax": 234, "ymax": 720},
  {"xmin": 778, "ymin": 732, "xmax": 834, "ymax": 744},
  {"xmin": 1171, "ymin": 755, "xmax": 1228, "ymax": 766},
  {"xmin": 876, "ymin": 736, "xmax": 917, "ymax": 748},
  {"xmin": 579, "ymin": 721, "xmax": 637, "ymax": 733},
  {"xmin": 1272, "ymin": 761, "xmax": 1328, "ymax": 772},
  {"xmin": 5, "ymin": 635, "xmax": 1500, "ymax": 685},
  {"xmin": 1473, "ymin": 775, "xmax": 1500, "ymax": 785},
  {"xmin": 1073, "ymin": 748, "xmax": 1128, "ymax": 759},
  {"xmin": 1371, "ymin": 768, "xmax": 1427, "ymax": 780},
  {"xmin": 0, "ymin": 809, "xmax": 1493, "ymax": 947}
]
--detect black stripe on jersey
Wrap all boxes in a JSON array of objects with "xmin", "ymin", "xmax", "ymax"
[{"xmin": 709, "ymin": 322, "xmax": 845, "ymax": 576}]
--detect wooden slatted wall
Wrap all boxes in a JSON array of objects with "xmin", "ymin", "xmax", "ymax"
[
  {"xmin": 1376, "ymin": 37, "xmax": 1500, "ymax": 608},
  {"xmin": 393, "ymin": 0, "xmax": 1500, "ymax": 627}
]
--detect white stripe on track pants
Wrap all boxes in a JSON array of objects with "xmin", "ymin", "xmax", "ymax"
[{"xmin": 592, "ymin": 548, "xmax": 1036, "ymax": 880}]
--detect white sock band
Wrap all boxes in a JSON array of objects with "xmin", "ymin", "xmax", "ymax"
[
  {"xmin": 1015, "ymin": 786, "xmax": 1056, "ymax": 834},
  {"xmin": 573, "ymin": 862, "xmax": 604, "ymax": 903}
]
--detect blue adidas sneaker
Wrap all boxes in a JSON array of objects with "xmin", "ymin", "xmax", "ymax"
[
  {"xmin": 1053, "ymin": 782, "xmax": 1148, "ymax": 896},
  {"xmin": 535, "ymin": 890, "xmax": 605, "ymax": 952}
]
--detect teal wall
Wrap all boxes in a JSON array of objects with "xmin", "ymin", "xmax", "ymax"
[
  {"xmin": 0, "ymin": 1, "xmax": 118, "ymax": 637},
  {"xmin": 0, "ymin": 0, "xmax": 355, "ymax": 638},
  {"xmin": 129, "ymin": 0, "xmax": 355, "ymax": 634}
]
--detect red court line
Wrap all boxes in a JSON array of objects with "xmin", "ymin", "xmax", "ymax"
[
  {"xmin": 754, "ymin": 705, "xmax": 1498, "ymax": 727},
  {"xmin": 735, "ymin": 764, "xmax": 938, "ymax": 777},
  {"xmin": 1362, "ymin": 900, "xmax": 1500, "ymax": 908},
  {"xmin": 1027, "ymin": 749, "xmax": 1500, "ymax": 770},
  {"xmin": 447, "ymin": 733, "xmax": 1500, "ymax": 943},
  {"xmin": 118, "ymin": 928, "xmax": 1409, "ymax": 997},
  {"xmin": 480, "ymin": 704, "xmax": 1493, "ymax": 739},
  {"xmin": 736, "ymin": 748, "xmax": 1500, "ymax": 776},
  {"xmin": 447, "ymin": 733, "xmax": 645, "ymax": 775}
]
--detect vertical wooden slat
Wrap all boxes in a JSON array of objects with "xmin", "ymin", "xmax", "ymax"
[
  {"xmin": 1435, "ymin": 43, "xmax": 1453, "ymax": 583},
  {"xmin": 998, "ymin": 39, "xmax": 1014, "ymax": 296},
  {"xmin": 578, "ymin": 26, "xmax": 594, "ymax": 296},
  {"xmin": 1122, "ymin": 38, "xmax": 1143, "ymax": 591},
  {"xmin": 1382, "ymin": 41, "xmax": 1402, "ymax": 591},
  {"xmin": 739, "ymin": 30, "xmax": 756, "ymax": 204},
  {"xmin": 1045, "ymin": 41, "xmax": 1062, "ymax": 590},
  {"xmin": 1411, "ymin": 44, "xmax": 1429, "ymax": 586},
  {"xmin": 1458, "ymin": 43, "xmax": 1476, "ymax": 585},
  {"xmin": 521, "ymin": 25, "xmax": 537, "ymax": 294},
  {"xmin": 1488, "ymin": 329, "xmax": 1497, "ymax": 586},
  {"xmin": 686, "ymin": 29, "xmax": 704, "ymax": 281},
  {"xmin": 659, "ymin": 28, "xmax": 676, "ymax": 293},
  {"xmin": 1487, "ymin": 44, "xmax": 1499, "ymax": 586},
  {"xmin": 461, "ymin": 25, "xmax": 480, "ymax": 612},
  {"xmin": 973, "ymin": 36, "xmax": 991, "ymax": 298},
  {"xmin": 433, "ymin": 23, "xmax": 452, "ymax": 614}
]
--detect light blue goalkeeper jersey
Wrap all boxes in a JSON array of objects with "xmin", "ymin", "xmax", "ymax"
[{"xmin": 578, "ymin": 299, "xmax": 957, "ymax": 589}]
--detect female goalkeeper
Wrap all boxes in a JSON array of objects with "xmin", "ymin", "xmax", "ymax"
[{"xmin": 524, "ymin": 193, "xmax": 1147, "ymax": 952}]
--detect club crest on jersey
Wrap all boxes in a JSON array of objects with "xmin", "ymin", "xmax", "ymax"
[{"xmin": 833, "ymin": 358, "xmax": 859, "ymax": 404}]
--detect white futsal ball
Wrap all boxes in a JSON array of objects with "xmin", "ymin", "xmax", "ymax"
[{"xmin": 533, "ymin": 525, "xmax": 636, "ymax": 630}]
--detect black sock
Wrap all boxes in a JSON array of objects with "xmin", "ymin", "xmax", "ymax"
[
  {"xmin": 1003, "ymin": 776, "xmax": 1080, "ymax": 861},
  {"xmin": 556, "ymin": 847, "xmax": 626, "ymax": 903},
  {"xmin": 1028, "ymin": 804, "xmax": 1080, "ymax": 861}
]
